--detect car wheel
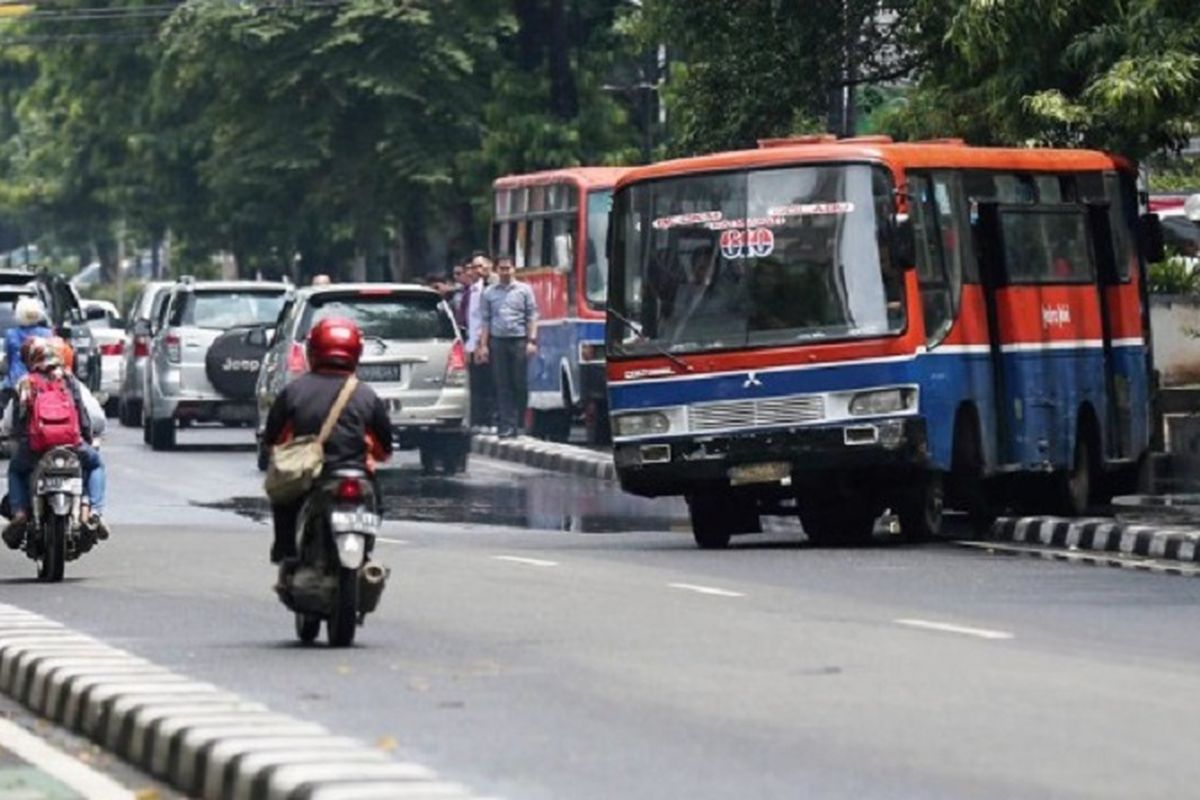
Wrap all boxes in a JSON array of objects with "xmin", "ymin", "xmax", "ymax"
[{"xmin": 419, "ymin": 446, "xmax": 437, "ymax": 476}]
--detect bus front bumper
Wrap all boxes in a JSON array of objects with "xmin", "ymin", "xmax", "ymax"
[{"xmin": 612, "ymin": 417, "xmax": 929, "ymax": 498}]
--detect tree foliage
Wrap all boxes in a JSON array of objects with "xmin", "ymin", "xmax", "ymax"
[{"xmin": 882, "ymin": 0, "xmax": 1200, "ymax": 158}]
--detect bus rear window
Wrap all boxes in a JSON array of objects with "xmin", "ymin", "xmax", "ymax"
[{"xmin": 300, "ymin": 294, "xmax": 455, "ymax": 340}]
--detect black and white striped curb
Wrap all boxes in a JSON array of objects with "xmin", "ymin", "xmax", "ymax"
[
  {"xmin": 0, "ymin": 603, "xmax": 484, "ymax": 800},
  {"xmin": 471, "ymin": 433, "xmax": 616, "ymax": 481},
  {"xmin": 957, "ymin": 540, "xmax": 1200, "ymax": 577},
  {"xmin": 988, "ymin": 516, "xmax": 1200, "ymax": 564}
]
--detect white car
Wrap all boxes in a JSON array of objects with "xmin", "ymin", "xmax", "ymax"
[{"xmin": 81, "ymin": 299, "xmax": 125, "ymax": 415}]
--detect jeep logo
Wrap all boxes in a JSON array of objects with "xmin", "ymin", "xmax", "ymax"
[{"xmin": 223, "ymin": 357, "xmax": 261, "ymax": 372}]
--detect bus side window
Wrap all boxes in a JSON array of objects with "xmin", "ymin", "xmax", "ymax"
[
  {"xmin": 910, "ymin": 173, "xmax": 955, "ymax": 345},
  {"xmin": 1105, "ymin": 173, "xmax": 1137, "ymax": 281}
]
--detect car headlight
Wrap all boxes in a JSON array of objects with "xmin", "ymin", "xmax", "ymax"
[
  {"xmin": 613, "ymin": 411, "xmax": 671, "ymax": 437},
  {"xmin": 848, "ymin": 388, "xmax": 914, "ymax": 416}
]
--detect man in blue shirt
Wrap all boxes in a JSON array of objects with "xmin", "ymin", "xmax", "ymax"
[{"xmin": 478, "ymin": 256, "xmax": 538, "ymax": 438}]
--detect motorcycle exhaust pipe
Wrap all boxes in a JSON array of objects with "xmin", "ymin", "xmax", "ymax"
[{"xmin": 357, "ymin": 560, "xmax": 390, "ymax": 614}]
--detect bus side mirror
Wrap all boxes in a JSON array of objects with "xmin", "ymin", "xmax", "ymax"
[
  {"xmin": 892, "ymin": 215, "xmax": 915, "ymax": 270},
  {"xmin": 1138, "ymin": 213, "xmax": 1165, "ymax": 263}
]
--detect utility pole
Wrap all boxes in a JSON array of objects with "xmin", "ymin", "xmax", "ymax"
[{"xmin": 116, "ymin": 219, "xmax": 126, "ymax": 316}]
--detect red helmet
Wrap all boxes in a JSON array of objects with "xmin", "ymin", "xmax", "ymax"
[{"xmin": 307, "ymin": 316, "xmax": 362, "ymax": 372}]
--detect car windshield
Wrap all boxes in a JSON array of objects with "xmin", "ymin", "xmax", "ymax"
[
  {"xmin": 299, "ymin": 293, "xmax": 456, "ymax": 340},
  {"xmin": 608, "ymin": 163, "xmax": 904, "ymax": 355},
  {"xmin": 179, "ymin": 290, "xmax": 288, "ymax": 329}
]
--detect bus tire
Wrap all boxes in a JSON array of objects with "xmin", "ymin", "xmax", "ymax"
[
  {"xmin": 896, "ymin": 471, "xmax": 944, "ymax": 541},
  {"xmin": 1055, "ymin": 432, "xmax": 1094, "ymax": 516},
  {"xmin": 686, "ymin": 492, "xmax": 759, "ymax": 550}
]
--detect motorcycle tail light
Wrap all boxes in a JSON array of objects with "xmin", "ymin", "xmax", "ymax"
[
  {"xmin": 287, "ymin": 342, "xmax": 308, "ymax": 375},
  {"xmin": 335, "ymin": 478, "xmax": 364, "ymax": 503},
  {"xmin": 134, "ymin": 336, "xmax": 150, "ymax": 358},
  {"xmin": 445, "ymin": 340, "xmax": 466, "ymax": 387},
  {"xmin": 165, "ymin": 334, "xmax": 181, "ymax": 364}
]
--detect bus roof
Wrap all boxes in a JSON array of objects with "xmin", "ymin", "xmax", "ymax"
[
  {"xmin": 615, "ymin": 138, "xmax": 1135, "ymax": 191},
  {"xmin": 494, "ymin": 167, "xmax": 634, "ymax": 191}
]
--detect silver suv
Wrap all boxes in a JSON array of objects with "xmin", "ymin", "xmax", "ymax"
[
  {"xmin": 144, "ymin": 279, "xmax": 290, "ymax": 450},
  {"xmin": 254, "ymin": 283, "xmax": 469, "ymax": 473}
]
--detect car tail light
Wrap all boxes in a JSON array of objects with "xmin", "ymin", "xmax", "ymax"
[
  {"xmin": 286, "ymin": 342, "xmax": 307, "ymax": 375},
  {"xmin": 99, "ymin": 342, "xmax": 124, "ymax": 357},
  {"xmin": 445, "ymin": 340, "xmax": 466, "ymax": 387},
  {"xmin": 165, "ymin": 334, "xmax": 181, "ymax": 364},
  {"xmin": 335, "ymin": 478, "xmax": 364, "ymax": 503},
  {"xmin": 134, "ymin": 335, "xmax": 150, "ymax": 358}
]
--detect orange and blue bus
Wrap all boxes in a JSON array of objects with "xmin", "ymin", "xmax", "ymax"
[
  {"xmin": 491, "ymin": 167, "xmax": 631, "ymax": 443},
  {"xmin": 605, "ymin": 136, "xmax": 1163, "ymax": 548}
]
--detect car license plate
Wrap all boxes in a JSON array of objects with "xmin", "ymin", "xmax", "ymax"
[
  {"xmin": 358, "ymin": 363, "xmax": 405, "ymax": 383},
  {"xmin": 330, "ymin": 510, "xmax": 381, "ymax": 533},
  {"xmin": 39, "ymin": 477, "xmax": 81, "ymax": 493},
  {"xmin": 728, "ymin": 461, "xmax": 791, "ymax": 486}
]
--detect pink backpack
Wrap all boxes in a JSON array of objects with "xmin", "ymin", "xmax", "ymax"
[{"xmin": 27, "ymin": 373, "xmax": 82, "ymax": 452}]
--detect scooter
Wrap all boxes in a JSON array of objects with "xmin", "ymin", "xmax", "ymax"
[
  {"xmin": 275, "ymin": 468, "xmax": 389, "ymax": 647},
  {"xmin": 27, "ymin": 446, "xmax": 96, "ymax": 582}
]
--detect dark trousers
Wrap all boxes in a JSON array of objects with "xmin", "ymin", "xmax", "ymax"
[
  {"xmin": 490, "ymin": 337, "xmax": 528, "ymax": 434},
  {"xmin": 468, "ymin": 359, "xmax": 496, "ymax": 427}
]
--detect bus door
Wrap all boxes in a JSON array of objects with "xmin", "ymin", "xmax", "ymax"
[
  {"xmin": 1087, "ymin": 203, "xmax": 1133, "ymax": 458},
  {"xmin": 976, "ymin": 203, "xmax": 1099, "ymax": 467},
  {"xmin": 974, "ymin": 202, "xmax": 1014, "ymax": 465}
]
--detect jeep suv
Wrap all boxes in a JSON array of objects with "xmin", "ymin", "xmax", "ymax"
[
  {"xmin": 144, "ymin": 279, "xmax": 290, "ymax": 450},
  {"xmin": 255, "ymin": 283, "xmax": 469, "ymax": 473}
]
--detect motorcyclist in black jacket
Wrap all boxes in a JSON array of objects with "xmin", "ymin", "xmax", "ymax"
[{"xmin": 263, "ymin": 317, "xmax": 393, "ymax": 563}]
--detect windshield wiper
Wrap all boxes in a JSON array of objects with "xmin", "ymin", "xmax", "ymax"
[{"xmin": 607, "ymin": 308, "xmax": 693, "ymax": 372}]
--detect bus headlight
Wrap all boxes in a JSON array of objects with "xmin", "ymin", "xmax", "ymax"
[
  {"xmin": 849, "ymin": 388, "xmax": 914, "ymax": 416},
  {"xmin": 613, "ymin": 411, "xmax": 671, "ymax": 437}
]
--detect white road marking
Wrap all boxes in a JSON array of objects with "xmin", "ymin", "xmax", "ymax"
[
  {"xmin": 668, "ymin": 583, "xmax": 745, "ymax": 598},
  {"xmin": 493, "ymin": 556, "xmax": 558, "ymax": 567},
  {"xmin": 894, "ymin": 618, "xmax": 1014, "ymax": 640},
  {"xmin": 0, "ymin": 716, "xmax": 136, "ymax": 799},
  {"xmin": 376, "ymin": 537, "xmax": 410, "ymax": 546}
]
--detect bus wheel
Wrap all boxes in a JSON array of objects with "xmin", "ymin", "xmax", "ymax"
[
  {"xmin": 1055, "ymin": 434, "xmax": 1093, "ymax": 516},
  {"xmin": 896, "ymin": 472, "xmax": 944, "ymax": 542},
  {"xmin": 686, "ymin": 493, "xmax": 759, "ymax": 550},
  {"xmin": 800, "ymin": 505, "xmax": 876, "ymax": 547}
]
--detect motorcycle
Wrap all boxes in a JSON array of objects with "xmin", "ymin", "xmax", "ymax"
[
  {"xmin": 275, "ymin": 468, "xmax": 389, "ymax": 647},
  {"xmin": 27, "ymin": 446, "xmax": 96, "ymax": 582}
]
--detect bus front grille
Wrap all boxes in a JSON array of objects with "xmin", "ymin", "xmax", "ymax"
[{"xmin": 688, "ymin": 395, "xmax": 825, "ymax": 432}]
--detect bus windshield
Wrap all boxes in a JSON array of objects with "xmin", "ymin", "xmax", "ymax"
[
  {"xmin": 609, "ymin": 163, "xmax": 904, "ymax": 355},
  {"xmin": 585, "ymin": 190, "xmax": 613, "ymax": 309}
]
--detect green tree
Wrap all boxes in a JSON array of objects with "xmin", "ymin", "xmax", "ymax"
[{"xmin": 883, "ymin": 0, "xmax": 1200, "ymax": 159}]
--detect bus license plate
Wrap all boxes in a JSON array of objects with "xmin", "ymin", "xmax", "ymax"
[{"xmin": 728, "ymin": 462, "xmax": 790, "ymax": 486}]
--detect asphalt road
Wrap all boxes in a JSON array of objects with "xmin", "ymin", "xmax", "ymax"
[{"xmin": 1, "ymin": 424, "xmax": 1199, "ymax": 799}]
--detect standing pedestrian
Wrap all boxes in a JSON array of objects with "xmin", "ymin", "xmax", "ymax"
[
  {"xmin": 452, "ymin": 259, "xmax": 472, "ymax": 335},
  {"xmin": 465, "ymin": 255, "xmax": 495, "ymax": 429},
  {"xmin": 478, "ymin": 255, "xmax": 538, "ymax": 438}
]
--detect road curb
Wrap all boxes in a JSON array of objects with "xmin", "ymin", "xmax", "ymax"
[
  {"xmin": 0, "ymin": 603, "xmax": 481, "ymax": 800},
  {"xmin": 988, "ymin": 516, "xmax": 1200, "ymax": 563},
  {"xmin": 470, "ymin": 433, "xmax": 616, "ymax": 481}
]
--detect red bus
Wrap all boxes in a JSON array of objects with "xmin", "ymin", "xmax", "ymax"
[
  {"xmin": 491, "ymin": 167, "xmax": 632, "ymax": 443},
  {"xmin": 605, "ymin": 136, "xmax": 1163, "ymax": 548}
]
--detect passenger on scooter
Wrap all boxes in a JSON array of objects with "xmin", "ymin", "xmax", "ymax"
[
  {"xmin": 1, "ymin": 337, "xmax": 108, "ymax": 549},
  {"xmin": 263, "ymin": 317, "xmax": 393, "ymax": 564},
  {"xmin": 4, "ymin": 298, "xmax": 52, "ymax": 388}
]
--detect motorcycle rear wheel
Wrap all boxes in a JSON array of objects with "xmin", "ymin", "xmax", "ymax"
[
  {"xmin": 326, "ymin": 567, "xmax": 358, "ymax": 647},
  {"xmin": 294, "ymin": 612, "xmax": 320, "ymax": 644},
  {"xmin": 37, "ymin": 516, "xmax": 66, "ymax": 583}
]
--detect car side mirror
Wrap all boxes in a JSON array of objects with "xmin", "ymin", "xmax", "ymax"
[
  {"xmin": 246, "ymin": 328, "xmax": 269, "ymax": 348},
  {"xmin": 1138, "ymin": 213, "xmax": 1165, "ymax": 263}
]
